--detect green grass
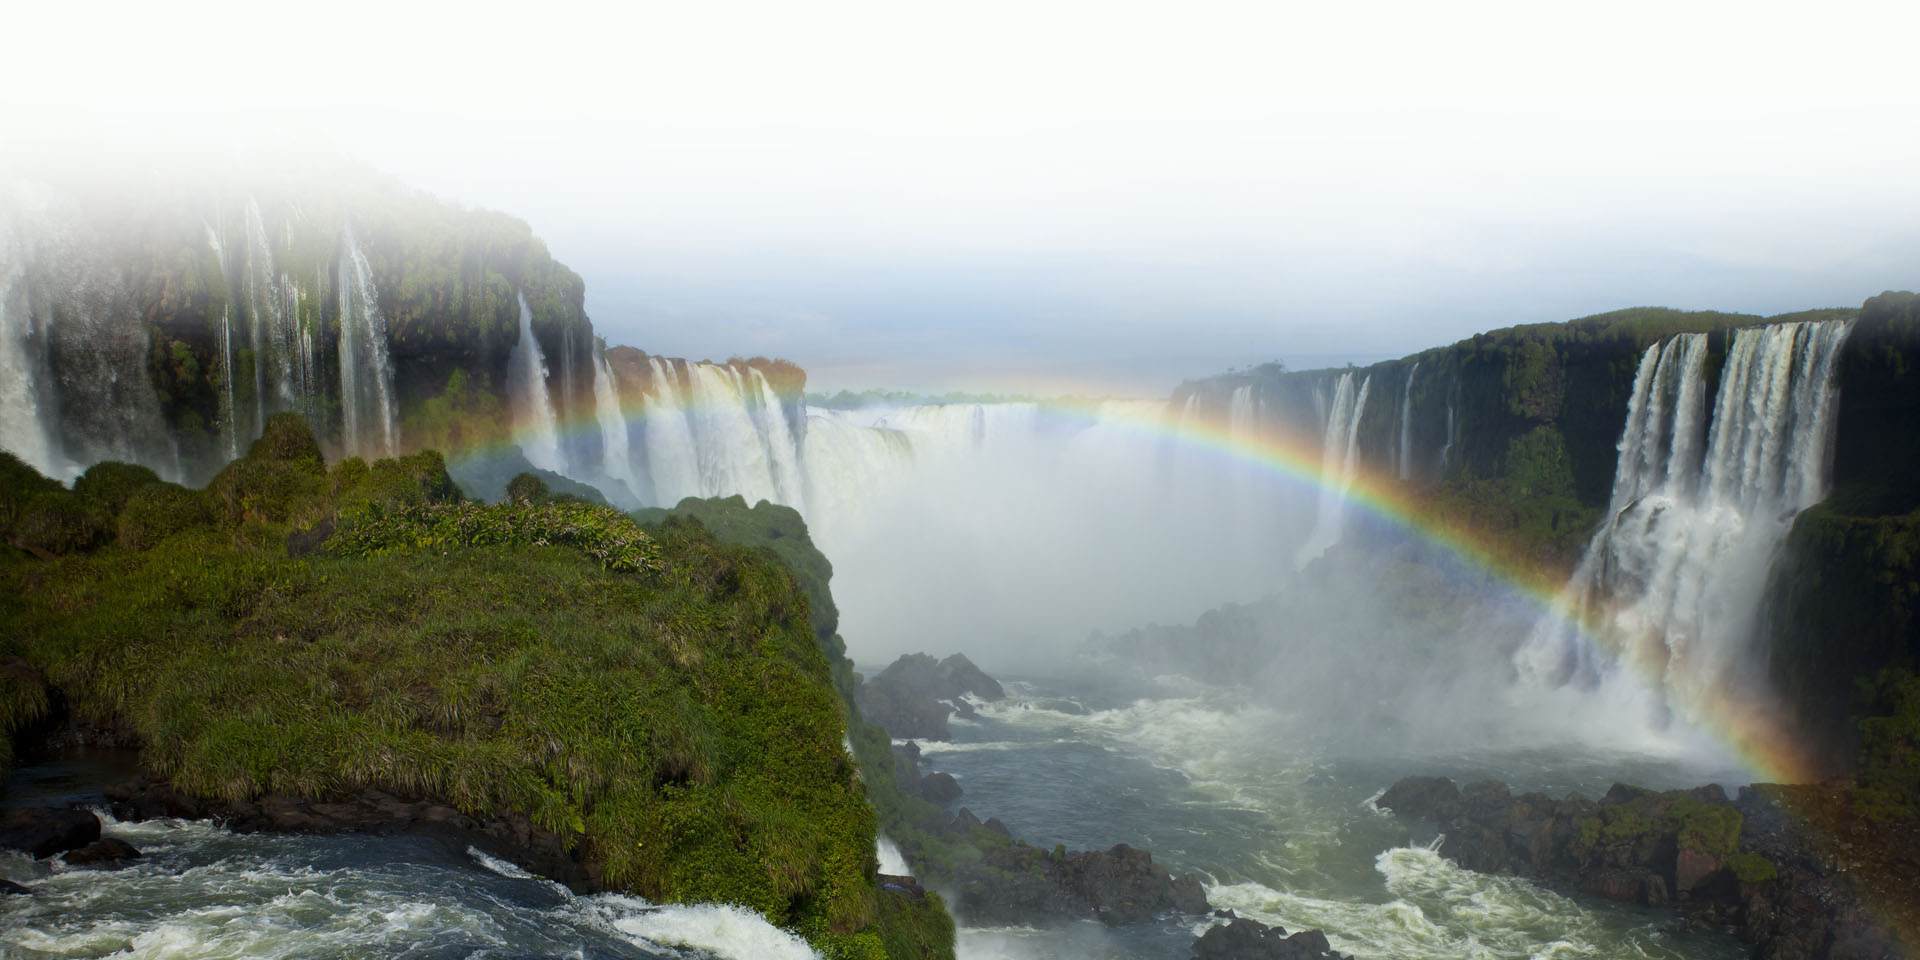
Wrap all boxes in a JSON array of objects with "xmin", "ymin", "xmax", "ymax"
[{"xmin": 0, "ymin": 416, "xmax": 954, "ymax": 957}]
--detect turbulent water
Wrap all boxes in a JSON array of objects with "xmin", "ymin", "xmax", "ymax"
[
  {"xmin": 918, "ymin": 675, "xmax": 1750, "ymax": 960},
  {"xmin": 0, "ymin": 773, "xmax": 821, "ymax": 960}
]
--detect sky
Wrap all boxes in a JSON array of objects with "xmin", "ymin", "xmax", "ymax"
[{"xmin": 7, "ymin": 0, "xmax": 1919, "ymax": 395}]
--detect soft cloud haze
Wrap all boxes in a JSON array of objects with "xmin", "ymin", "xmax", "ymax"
[{"xmin": 8, "ymin": 0, "xmax": 1917, "ymax": 393}]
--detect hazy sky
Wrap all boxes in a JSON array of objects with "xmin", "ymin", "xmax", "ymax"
[{"xmin": 8, "ymin": 0, "xmax": 1919, "ymax": 394}]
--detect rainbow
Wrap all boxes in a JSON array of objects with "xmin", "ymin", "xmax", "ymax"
[
  {"xmin": 433, "ymin": 372, "xmax": 1920, "ymax": 950},
  {"xmin": 456, "ymin": 376, "xmax": 1823, "ymax": 787}
]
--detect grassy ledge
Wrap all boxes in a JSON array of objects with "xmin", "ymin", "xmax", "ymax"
[{"xmin": 0, "ymin": 414, "xmax": 952, "ymax": 959}]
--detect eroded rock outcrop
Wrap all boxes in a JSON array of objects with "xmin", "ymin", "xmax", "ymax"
[
  {"xmin": 857, "ymin": 653, "xmax": 1005, "ymax": 741},
  {"xmin": 1377, "ymin": 775, "xmax": 1916, "ymax": 960}
]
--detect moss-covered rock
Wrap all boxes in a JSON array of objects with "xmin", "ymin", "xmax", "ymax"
[
  {"xmin": 0, "ymin": 443, "xmax": 955, "ymax": 958},
  {"xmin": 116, "ymin": 482, "xmax": 212, "ymax": 551},
  {"xmin": 72, "ymin": 461, "xmax": 162, "ymax": 516}
]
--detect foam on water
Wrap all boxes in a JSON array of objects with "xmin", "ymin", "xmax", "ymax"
[
  {"xmin": 1, "ymin": 815, "xmax": 814, "ymax": 960},
  {"xmin": 580, "ymin": 895, "xmax": 821, "ymax": 960},
  {"xmin": 1208, "ymin": 843, "xmax": 1706, "ymax": 960}
]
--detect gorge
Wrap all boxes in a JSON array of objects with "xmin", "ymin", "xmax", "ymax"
[{"xmin": 2, "ymin": 169, "xmax": 1917, "ymax": 960}]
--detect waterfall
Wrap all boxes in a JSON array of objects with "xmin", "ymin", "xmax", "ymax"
[
  {"xmin": 746, "ymin": 366, "xmax": 807, "ymax": 509},
  {"xmin": 245, "ymin": 198, "xmax": 294, "ymax": 428},
  {"xmin": 684, "ymin": 363, "xmax": 777, "ymax": 505},
  {"xmin": 1439, "ymin": 403, "xmax": 1455, "ymax": 471},
  {"xmin": 1398, "ymin": 362, "xmax": 1419, "ymax": 481},
  {"xmin": 508, "ymin": 292, "xmax": 565, "ymax": 474},
  {"xmin": 0, "ymin": 216, "xmax": 63, "ymax": 476},
  {"xmin": 1517, "ymin": 319, "xmax": 1853, "ymax": 716},
  {"xmin": 800, "ymin": 409, "xmax": 913, "ymax": 541},
  {"xmin": 336, "ymin": 225, "xmax": 398, "ymax": 459},
  {"xmin": 591, "ymin": 347, "xmax": 644, "ymax": 504},
  {"xmin": 639, "ymin": 357, "xmax": 702, "ymax": 506},
  {"xmin": 1295, "ymin": 372, "xmax": 1371, "ymax": 569},
  {"xmin": 218, "ymin": 305, "xmax": 239, "ymax": 460}
]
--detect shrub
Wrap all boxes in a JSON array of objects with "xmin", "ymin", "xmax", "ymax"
[
  {"xmin": 506, "ymin": 472, "xmax": 549, "ymax": 504},
  {"xmin": 11, "ymin": 490, "xmax": 106, "ymax": 556},
  {"xmin": 248, "ymin": 412, "xmax": 325, "ymax": 464},
  {"xmin": 1726, "ymin": 852, "xmax": 1777, "ymax": 883},
  {"xmin": 73, "ymin": 461, "xmax": 162, "ymax": 516},
  {"xmin": 116, "ymin": 482, "xmax": 211, "ymax": 551},
  {"xmin": 0, "ymin": 452, "xmax": 62, "ymax": 538}
]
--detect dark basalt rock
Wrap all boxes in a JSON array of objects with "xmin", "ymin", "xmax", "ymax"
[
  {"xmin": 62, "ymin": 837, "xmax": 141, "ymax": 866},
  {"xmin": 856, "ymin": 652, "xmax": 1005, "ymax": 741},
  {"xmin": 1192, "ymin": 916, "xmax": 1356, "ymax": 960},
  {"xmin": 0, "ymin": 807, "xmax": 101, "ymax": 859},
  {"xmin": 1048, "ymin": 843, "xmax": 1210, "ymax": 925},
  {"xmin": 105, "ymin": 774, "xmax": 590, "ymax": 891},
  {"xmin": 920, "ymin": 771, "xmax": 963, "ymax": 806},
  {"xmin": 1379, "ymin": 774, "xmax": 1916, "ymax": 960},
  {"xmin": 0, "ymin": 879, "xmax": 30, "ymax": 895}
]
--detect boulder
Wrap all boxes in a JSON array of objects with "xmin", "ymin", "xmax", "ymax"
[
  {"xmin": 856, "ymin": 652, "xmax": 1006, "ymax": 740},
  {"xmin": 1192, "ymin": 917, "xmax": 1355, "ymax": 959},
  {"xmin": 920, "ymin": 771, "xmax": 963, "ymax": 806},
  {"xmin": 0, "ymin": 807, "xmax": 101, "ymax": 859},
  {"xmin": 0, "ymin": 879, "xmax": 29, "ymax": 895},
  {"xmin": 1047, "ymin": 842, "xmax": 1210, "ymax": 925},
  {"xmin": 62, "ymin": 837, "xmax": 141, "ymax": 866},
  {"xmin": 1376, "ymin": 776, "xmax": 1460, "ymax": 821}
]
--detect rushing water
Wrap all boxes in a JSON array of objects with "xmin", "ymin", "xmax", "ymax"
[
  {"xmin": 913, "ymin": 674, "xmax": 1751, "ymax": 960},
  {"xmin": 0, "ymin": 754, "xmax": 822, "ymax": 960},
  {"xmin": 1, "ymin": 676, "xmax": 1752, "ymax": 960}
]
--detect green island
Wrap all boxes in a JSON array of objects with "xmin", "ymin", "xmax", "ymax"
[{"xmin": 0, "ymin": 415, "xmax": 954, "ymax": 960}]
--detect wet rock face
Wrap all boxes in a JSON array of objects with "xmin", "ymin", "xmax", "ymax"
[
  {"xmin": 0, "ymin": 807, "xmax": 101, "ymax": 859},
  {"xmin": 104, "ymin": 775, "xmax": 590, "ymax": 891},
  {"xmin": 856, "ymin": 653, "xmax": 1005, "ymax": 741},
  {"xmin": 62, "ymin": 836, "xmax": 142, "ymax": 866},
  {"xmin": 1046, "ymin": 843, "xmax": 1210, "ymax": 925},
  {"xmin": 1378, "ymin": 775, "xmax": 1916, "ymax": 960},
  {"xmin": 1191, "ymin": 916, "xmax": 1355, "ymax": 960}
]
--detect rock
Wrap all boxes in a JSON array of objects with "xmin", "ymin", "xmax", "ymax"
[
  {"xmin": 286, "ymin": 514, "xmax": 337, "ymax": 557},
  {"xmin": 0, "ymin": 807, "xmax": 101, "ymax": 859},
  {"xmin": 1674, "ymin": 848, "xmax": 1722, "ymax": 895},
  {"xmin": 1047, "ymin": 843, "xmax": 1210, "ymax": 925},
  {"xmin": 1376, "ymin": 776, "xmax": 1460, "ymax": 821},
  {"xmin": 62, "ymin": 837, "xmax": 141, "ymax": 866},
  {"xmin": 855, "ymin": 652, "xmax": 1005, "ymax": 741},
  {"xmin": 1192, "ymin": 916, "xmax": 1354, "ymax": 959},
  {"xmin": 1579, "ymin": 869, "xmax": 1645, "ymax": 903},
  {"xmin": 878, "ymin": 873, "xmax": 928, "ymax": 899},
  {"xmin": 0, "ymin": 879, "xmax": 29, "ymax": 895},
  {"xmin": 920, "ymin": 771, "xmax": 963, "ymax": 806}
]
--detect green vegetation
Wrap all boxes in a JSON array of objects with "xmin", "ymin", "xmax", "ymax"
[
  {"xmin": 0, "ymin": 417, "xmax": 951, "ymax": 958},
  {"xmin": 1726, "ymin": 853, "xmax": 1778, "ymax": 883},
  {"xmin": 1664, "ymin": 796, "xmax": 1742, "ymax": 856},
  {"xmin": 1857, "ymin": 669, "xmax": 1920, "ymax": 809}
]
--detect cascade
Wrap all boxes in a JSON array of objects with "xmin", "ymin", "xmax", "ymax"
[
  {"xmin": 590, "ymin": 347, "xmax": 645, "ymax": 504},
  {"xmin": 1517, "ymin": 320, "xmax": 1853, "ymax": 715},
  {"xmin": 799, "ymin": 408, "xmax": 913, "ymax": 543},
  {"xmin": 684, "ymin": 363, "xmax": 777, "ymax": 505},
  {"xmin": 244, "ymin": 197, "xmax": 291, "ymax": 429},
  {"xmin": 0, "ymin": 214, "xmax": 62, "ymax": 476},
  {"xmin": 218, "ymin": 305, "xmax": 239, "ymax": 460},
  {"xmin": 336, "ymin": 225, "xmax": 398, "ymax": 458},
  {"xmin": 1398, "ymin": 361, "xmax": 1419, "ymax": 481},
  {"xmin": 507, "ymin": 292, "xmax": 565, "ymax": 474},
  {"xmin": 639, "ymin": 357, "xmax": 702, "ymax": 506},
  {"xmin": 1439, "ymin": 403, "xmax": 1455, "ymax": 470},
  {"xmin": 1294, "ymin": 372, "xmax": 1371, "ymax": 569},
  {"xmin": 746, "ymin": 366, "xmax": 807, "ymax": 509}
]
